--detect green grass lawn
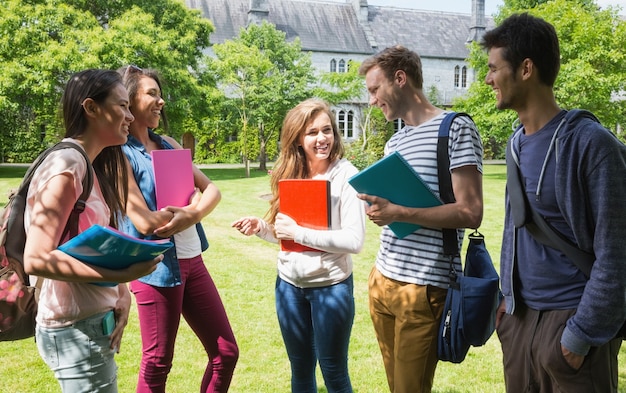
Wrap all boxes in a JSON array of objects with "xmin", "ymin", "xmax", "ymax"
[{"xmin": 0, "ymin": 163, "xmax": 624, "ymax": 392}]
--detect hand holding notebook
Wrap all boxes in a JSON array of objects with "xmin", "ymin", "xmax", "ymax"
[
  {"xmin": 58, "ymin": 224, "xmax": 173, "ymax": 286},
  {"xmin": 278, "ymin": 179, "xmax": 331, "ymax": 252},
  {"xmin": 348, "ymin": 151, "xmax": 442, "ymax": 238}
]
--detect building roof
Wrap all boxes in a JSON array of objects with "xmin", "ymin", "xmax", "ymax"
[
  {"xmin": 185, "ymin": 0, "xmax": 494, "ymax": 59},
  {"xmin": 367, "ymin": 6, "xmax": 488, "ymax": 59}
]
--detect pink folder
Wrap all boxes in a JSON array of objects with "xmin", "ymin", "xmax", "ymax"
[{"xmin": 151, "ymin": 149, "xmax": 195, "ymax": 210}]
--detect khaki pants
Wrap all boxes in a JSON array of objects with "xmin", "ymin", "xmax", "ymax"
[
  {"xmin": 368, "ymin": 266, "xmax": 447, "ymax": 393},
  {"xmin": 498, "ymin": 304, "xmax": 621, "ymax": 393}
]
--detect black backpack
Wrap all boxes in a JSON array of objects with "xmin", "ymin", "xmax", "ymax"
[{"xmin": 0, "ymin": 142, "xmax": 93, "ymax": 341}]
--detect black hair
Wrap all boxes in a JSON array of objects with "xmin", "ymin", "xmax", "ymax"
[{"xmin": 481, "ymin": 13, "xmax": 560, "ymax": 87}]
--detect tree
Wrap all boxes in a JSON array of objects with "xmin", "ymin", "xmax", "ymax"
[
  {"xmin": 212, "ymin": 22, "xmax": 316, "ymax": 176},
  {"xmin": 345, "ymin": 106, "xmax": 395, "ymax": 170},
  {"xmin": 313, "ymin": 60, "xmax": 367, "ymax": 106},
  {"xmin": 0, "ymin": 0, "xmax": 215, "ymax": 162},
  {"xmin": 455, "ymin": 0, "xmax": 626, "ymax": 158},
  {"xmin": 0, "ymin": 0, "xmax": 98, "ymax": 161}
]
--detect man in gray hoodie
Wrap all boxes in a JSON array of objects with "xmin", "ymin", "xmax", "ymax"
[{"xmin": 481, "ymin": 13, "xmax": 626, "ymax": 393}]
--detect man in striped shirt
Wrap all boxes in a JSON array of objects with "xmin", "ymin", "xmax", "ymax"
[{"xmin": 358, "ymin": 45, "xmax": 484, "ymax": 393}]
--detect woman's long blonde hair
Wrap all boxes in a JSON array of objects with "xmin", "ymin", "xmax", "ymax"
[{"xmin": 265, "ymin": 98, "xmax": 344, "ymax": 224}]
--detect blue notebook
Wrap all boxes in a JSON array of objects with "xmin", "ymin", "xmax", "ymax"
[
  {"xmin": 58, "ymin": 225, "xmax": 173, "ymax": 286},
  {"xmin": 348, "ymin": 151, "xmax": 442, "ymax": 239}
]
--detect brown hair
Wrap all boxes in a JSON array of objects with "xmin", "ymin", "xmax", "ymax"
[
  {"xmin": 118, "ymin": 65, "xmax": 169, "ymax": 132},
  {"xmin": 358, "ymin": 45, "xmax": 424, "ymax": 89},
  {"xmin": 61, "ymin": 69, "xmax": 128, "ymax": 227},
  {"xmin": 265, "ymin": 98, "xmax": 344, "ymax": 223}
]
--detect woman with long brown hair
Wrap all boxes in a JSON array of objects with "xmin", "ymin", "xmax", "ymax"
[{"xmin": 233, "ymin": 98, "xmax": 365, "ymax": 393}]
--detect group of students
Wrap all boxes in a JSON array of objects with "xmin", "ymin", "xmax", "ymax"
[
  {"xmin": 24, "ymin": 66, "xmax": 237, "ymax": 393},
  {"xmin": 22, "ymin": 13, "xmax": 625, "ymax": 393}
]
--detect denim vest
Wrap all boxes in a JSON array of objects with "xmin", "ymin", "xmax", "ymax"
[{"xmin": 120, "ymin": 131, "xmax": 209, "ymax": 287}]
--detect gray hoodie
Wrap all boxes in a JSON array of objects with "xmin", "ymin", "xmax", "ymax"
[{"xmin": 500, "ymin": 111, "xmax": 626, "ymax": 356}]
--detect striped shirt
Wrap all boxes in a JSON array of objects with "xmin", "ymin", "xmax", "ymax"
[{"xmin": 376, "ymin": 111, "xmax": 483, "ymax": 288}]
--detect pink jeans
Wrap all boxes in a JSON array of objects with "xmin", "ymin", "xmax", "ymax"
[{"xmin": 130, "ymin": 255, "xmax": 238, "ymax": 393}]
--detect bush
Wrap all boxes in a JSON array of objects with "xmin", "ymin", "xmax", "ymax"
[{"xmin": 345, "ymin": 143, "xmax": 377, "ymax": 170}]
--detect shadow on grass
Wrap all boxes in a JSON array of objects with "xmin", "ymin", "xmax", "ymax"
[
  {"xmin": 0, "ymin": 166, "xmax": 28, "ymax": 178},
  {"xmin": 200, "ymin": 167, "xmax": 271, "ymax": 181},
  {"xmin": 483, "ymin": 171, "xmax": 506, "ymax": 182}
]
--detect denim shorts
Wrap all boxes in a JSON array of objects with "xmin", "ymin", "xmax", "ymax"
[{"xmin": 36, "ymin": 311, "xmax": 118, "ymax": 393}]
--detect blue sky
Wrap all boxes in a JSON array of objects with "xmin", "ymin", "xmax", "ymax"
[{"xmin": 326, "ymin": 0, "xmax": 626, "ymax": 15}]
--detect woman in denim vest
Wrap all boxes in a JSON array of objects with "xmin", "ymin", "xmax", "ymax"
[{"xmin": 118, "ymin": 65, "xmax": 238, "ymax": 393}]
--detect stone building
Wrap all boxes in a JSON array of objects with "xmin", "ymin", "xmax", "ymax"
[{"xmin": 184, "ymin": 0, "xmax": 494, "ymax": 140}]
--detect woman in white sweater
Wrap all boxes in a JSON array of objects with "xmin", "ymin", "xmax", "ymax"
[{"xmin": 232, "ymin": 98, "xmax": 366, "ymax": 393}]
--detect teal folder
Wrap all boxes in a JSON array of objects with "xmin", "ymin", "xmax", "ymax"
[
  {"xmin": 58, "ymin": 225, "xmax": 173, "ymax": 286},
  {"xmin": 348, "ymin": 151, "xmax": 442, "ymax": 239}
]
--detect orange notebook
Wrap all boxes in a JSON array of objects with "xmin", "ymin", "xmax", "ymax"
[
  {"xmin": 278, "ymin": 179, "xmax": 331, "ymax": 252},
  {"xmin": 151, "ymin": 149, "xmax": 195, "ymax": 210}
]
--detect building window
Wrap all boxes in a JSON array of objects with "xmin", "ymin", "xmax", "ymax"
[
  {"xmin": 346, "ymin": 110, "xmax": 354, "ymax": 138},
  {"xmin": 338, "ymin": 59, "xmax": 346, "ymax": 73},
  {"xmin": 330, "ymin": 59, "xmax": 337, "ymax": 73},
  {"xmin": 338, "ymin": 110, "xmax": 346, "ymax": 137},
  {"xmin": 337, "ymin": 110, "xmax": 355, "ymax": 139},
  {"xmin": 461, "ymin": 66, "xmax": 467, "ymax": 88},
  {"xmin": 454, "ymin": 65, "xmax": 460, "ymax": 88}
]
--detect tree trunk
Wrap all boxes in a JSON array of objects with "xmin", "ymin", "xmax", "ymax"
[{"xmin": 258, "ymin": 123, "xmax": 267, "ymax": 171}]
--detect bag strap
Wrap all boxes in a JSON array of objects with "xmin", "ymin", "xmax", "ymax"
[
  {"xmin": 46, "ymin": 142, "xmax": 93, "ymax": 240},
  {"xmin": 10, "ymin": 142, "xmax": 93, "ymax": 251},
  {"xmin": 437, "ymin": 112, "xmax": 474, "ymax": 289},
  {"xmin": 61, "ymin": 147, "xmax": 93, "ymax": 240},
  {"xmin": 505, "ymin": 111, "xmax": 595, "ymax": 278},
  {"xmin": 437, "ymin": 112, "xmax": 471, "ymax": 257}
]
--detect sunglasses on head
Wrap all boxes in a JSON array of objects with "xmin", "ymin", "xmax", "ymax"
[{"xmin": 123, "ymin": 64, "xmax": 143, "ymax": 79}]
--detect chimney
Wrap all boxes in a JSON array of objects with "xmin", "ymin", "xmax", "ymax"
[
  {"xmin": 248, "ymin": 0, "xmax": 269, "ymax": 26},
  {"xmin": 352, "ymin": 0, "xmax": 368, "ymax": 24},
  {"xmin": 352, "ymin": 0, "xmax": 378, "ymax": 49},
  {"xmin": 467, "ymin": 0, "xmax": 486, "ymax": 42}
]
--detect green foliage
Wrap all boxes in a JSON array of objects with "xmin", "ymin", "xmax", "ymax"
[
  {"xmin": 345, "ymin": 142, "xmax": 376, "ymax": 170},
  {"xmin": 500, "ymin": 0, "xmax": 598, "ymax": 15},
  {"xmin": 194, "ymin": 107, "xmax": 243, "ymax": 164},
  {"xmin": 314, "ymin": 60, "xmax": 365, "ymax": 105},
  {"xmin": 538, "ymin": 0, "xmax": 626, "ymax": 132},
  {"xmin": 3, "ymin": 0, "xmax": 625, "ymax": 164},
  {"xmin": 453, "ymin": 44, "xmax": 516, "ymax": 159},
  {"xmin": 345, "ymin": 106, "xmax": 395, "ymax": 170},
  {"xmin": 0, "ymin": 0, "xmax": 215, "ymax": 162},
  {"xmin": 210, "ymin": 24, "xmax": 364, "ymax": 169},
  {"xmin": 0, "ymin": 0, "xmax": 96, "ymax": 160},
  {"xmin": 426, "ymin": 85, "xmax": 441, "ymax": 106},
  {"xmin": 457, "ymin": 0, "xmax": 626, "ymax": 156},
  {"xmin": 211, "ymin": 22, "xmax": 317, "ymax": 171}
]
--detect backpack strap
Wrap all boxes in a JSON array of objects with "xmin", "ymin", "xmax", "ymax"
[
  {"xmin": 437, "ymin": 112, "xmax": 471, "ymax": 257},
  {"xmin": 53, "ymin": 143, "xmax": 94, "ymax": 241},
  {"xmin": 5, "ymin": 142, "xmax": 93, "ymax": 264}
]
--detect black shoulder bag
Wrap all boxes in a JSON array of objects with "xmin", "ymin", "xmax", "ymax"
[{"xmin": 436, "ymin": 112, "xmax": 500, "ymax": 363}]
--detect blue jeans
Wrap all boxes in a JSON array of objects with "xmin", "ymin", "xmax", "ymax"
[
  {"xmin": 275, "ymin": 275, "xmax": 354, "ymax": 393},
  {"xmin": 36, "ymin": 311, "xmax": 118, "ymax": 393}
]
